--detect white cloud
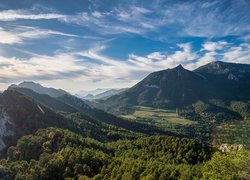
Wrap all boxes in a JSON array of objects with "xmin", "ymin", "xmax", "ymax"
[
  {"xmin": 0, "ymin": 52, "xmax": 85, "ymax": 83},
  {"xmin": 0, "ymin": 27, "xmax": 22, "ymax": 44},
  {"xmin": 79, "ymin": 43, "xmax": 199, "ymax": 80},
  {"xmin": 202, "ymin": 41, "xmax": 228, "ymax": 51},
  {"xmin": 222, "ymin": 44, "xmax": 250, "ymax": 64},
  {"xmin": 18, "ymin": 28, "xmax": 77, "ymax": 38},
  {"xmin": 0, "ymin": 9, "xmax": 65, "ymax": 21},
  {"xmin": 0, "ymin": 39, "xmax": 249, "ymax": 92},
  {"xmin": 147, "ymin": 52, "xmax": 165, "ymax": 60}
]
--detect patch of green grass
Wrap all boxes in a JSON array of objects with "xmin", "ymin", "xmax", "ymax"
[
  {"xmin": 121, "ymin": 106, "xmax": 211, "ymax": 142},
  {"xmin": 212, "ymin": 119, "xmax": 250, "ymax": 149},
  {"xmin": 121, "ymin": 106, "xmax": 196, "ymax": 125}
]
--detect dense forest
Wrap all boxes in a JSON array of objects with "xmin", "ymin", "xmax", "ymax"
[{"xmin": 0, "ymin": 128, "xmax": 249, "ymax": 179}]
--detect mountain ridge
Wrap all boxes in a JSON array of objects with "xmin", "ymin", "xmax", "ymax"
[
  {"xmin": 95, "ymin": 61, "xmax": 250, "ymax": 118},
  {"xmin": 11, "ymin": 81, "xmax": 68, "ymax": 98}
]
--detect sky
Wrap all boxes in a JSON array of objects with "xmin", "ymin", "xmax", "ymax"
[{"xmin": 0, "ymin": 0, "xmax": 249, "ymax": 93}]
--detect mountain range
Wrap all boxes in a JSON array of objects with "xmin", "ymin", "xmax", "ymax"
[
  {"xmin": 75, "ymin": 88, "xmax": 110, "ymax": 98},
  {"xmin": 96, "ymin": 61, "xmax": 250, "ymax": 121},
  {"xmin": 76, "ymin": 88, "xmax": 128, "ymax": 101},
  {"xmin": 1, "ymin": 80, "xmax": 172, "ymax": 155},
  {"xmin": 82, "ymin": 88, "xmax": 128, "ymax": 100}
]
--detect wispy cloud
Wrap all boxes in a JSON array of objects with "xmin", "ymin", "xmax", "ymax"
[
  {"xmin": 0, "ymin": 26, "xmax": 100, "ymax": 44},
  {"xmin": 61, "ymin": 11, "xmax": 146, "ymax": 35},
  {"xmin": 164, "ymin": 0, "xmax": 250, "ymax": 37},
  {"xmin": 59, "ymin": 0, "xmax": 250, "ymax": 38},
  {"xmin": 0, "ymin": 9, "xmax": 65, "ymax": 21},
  {"xmin": 0, "ymin": 52, "xmax": 85, "ymax": 83},
  {"xmin": 1, "ymin": 1, "xmax": 249, "ymax": 39}
]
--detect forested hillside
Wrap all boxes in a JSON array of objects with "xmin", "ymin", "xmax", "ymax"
[{"xmin": 0, "ymin": 128, "xmax": 249, "ymax": 179}]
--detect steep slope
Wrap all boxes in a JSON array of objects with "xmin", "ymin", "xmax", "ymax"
[
  {"xmin": 13, "ymin": 81, "xmax": 68, "ymax": 98},
  {"xmin": 8, "ymin": 87, "xmax": 78, "ymax": 113},
  {"xmin": 194, "ymin": 61, "xmax": 250, "ymax": 101},
  {"xmin": 0, "ymin": 90, "xmax": 77, "ymax": 154},
  {"xmin": 98, "ymin": 65, "xmax": 206, "ymax": 113}
]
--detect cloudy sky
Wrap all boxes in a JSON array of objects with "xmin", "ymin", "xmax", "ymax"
[{"xmin": 0, "ymin": 0, "xmax": 249, "ymax": 92}]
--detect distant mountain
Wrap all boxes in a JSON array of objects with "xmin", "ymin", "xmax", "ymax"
[
  {"xmin": 75, "ymin": 88, "xmax": 110, "ymax": 98},
  {"xmin": 96, "ymin": 61, "xmax": 250, "ymax": 119},
  {"xmin": 83, "ymin": 88, "xmax": 128, "ymax": 100},
  {"xmin": 8, "ymin": 86, "xmax": 78, "ymax": 113},
  {"xmin": 11, "ymin": 81, "xmax": 68, "ymax": 97}
]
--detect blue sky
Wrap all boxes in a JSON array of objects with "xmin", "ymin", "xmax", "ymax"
[{"xmin": 0, "ymin": 0, "xmax": 249, "ymax": 92}]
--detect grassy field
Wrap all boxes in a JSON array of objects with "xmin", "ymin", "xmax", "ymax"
[
  {"xmin": 120, "ymin": 106, "xmax": 218, "ymax": 142},
  {"xmin": 212, "ymin": 119, "xmax": 250, "ymax": 149},
  {"xmin": 121, "ymin": 106, "xmax": 196, "ymax": 125}
]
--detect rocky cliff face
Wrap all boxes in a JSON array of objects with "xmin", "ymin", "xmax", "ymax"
[
  {"xmin": 219, "ymin": 143, "xmax": 243, "ymax": 153},
  {"xmin": 0, "ymin": 109, "xmax": 15, "ymax": 152}
]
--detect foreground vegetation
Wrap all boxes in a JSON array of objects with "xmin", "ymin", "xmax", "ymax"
[
  {"xmin": 212, "ymin": 118, "xmax": 250, "ymax": 149},
  {"xmin": 0, "ymin": 127, "xmax": 249, "ymax": 179},
  {"xmin": 1, "ymin": 89, "xmax": 249, "ymax": 179}
]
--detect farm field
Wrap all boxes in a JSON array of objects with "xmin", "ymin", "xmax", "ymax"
[
  {"xmin": 121, "ymin": 106, "xmax": 196, "ymax": 125},
  {"xmin": 121, "ymin": 106, "xmax": 198, "ymax": 136}
]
